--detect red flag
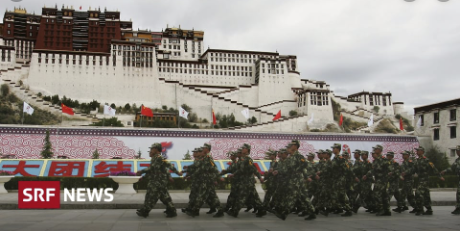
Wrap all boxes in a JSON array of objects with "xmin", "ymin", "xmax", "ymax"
[
  {"xmin": 61, "ymin": 103, "xmax": 74, "ymax": 115},
  {"xmin": 212, "ymin": 109, "xmax": 216, "ymax": 125},
  {"xmin": 273, "ymin": 110, "xmax": 281, "ymax": 121},
  {"xmin": 79, "ymin": 6, "xmax": 82, "ymax": 10},
  {"xmin": 399, "ymin": 117, "xmax": 404, "ymax": 130},
  {"xmin": 339, "ymin": 113, "xmax": 343, "ymax": 126},
  {"xmin": 141, "ymin": 105, "xmax": 153, "ymax": 117}
]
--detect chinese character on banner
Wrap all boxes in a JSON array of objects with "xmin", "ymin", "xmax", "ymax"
[
  {"xmin": 48, "ymin": 161, "xmax": 86, "ymax": 177},
  {"xmin": 94, "ymin": 161, "xmax": 132, "ymax": 177},
  {"xmin": 3, "ymin": 161, "xmax": 40, "ymax": 176}
]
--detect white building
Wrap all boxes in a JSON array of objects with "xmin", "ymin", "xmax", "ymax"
[{"xmin": 414, "ymin": 98, "xmax": 459, "ymax": 163}]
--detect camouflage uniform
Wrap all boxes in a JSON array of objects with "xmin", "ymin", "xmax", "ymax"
[
  {"xmin": 137, "ymin": 146, "xmax": 178, "ymax": 217},
  {"xmin": 414, "ymin": 147, "xmax": 442, "ymax": 215},
  {"xmin": 350, "ymin": 153, "xmax": 363, "ymax": 210},
  {"xmin": 314, "ymin": 151, "xmax": 333, "ymax": 213},
  {"xmin": 327, "ymin": 150, "xmax": 353, "ymax": 215},
  {"xmin": 366, "ymin": 150, "xmax": 391, "ymax": 215},
  {"xmin": 442, "ymin": 146, "xmax": 460, "ymax": 214},
  {"xmin": 305, "ymin": 157, "xmax": 317, "ymax": 200},
  {"xmin": 387, "ymin": 152, "xmax": 402, "ymax": 206},
  {"xmin": 263, "ymin": 155, "xmax": 278, "ymax": 209},
  {"xmin": 398, "ymin": 152, "xmax": 416, "ymax": 210},
  {"xmin": 222, "ymin": 154, "xmax": 238, "ymax": 211},
  {"xmin": 359, "ymin": 152, "xmax": 374, "ymax": 211}
]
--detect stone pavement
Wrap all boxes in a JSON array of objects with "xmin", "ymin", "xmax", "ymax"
[
  {"xmin": 0, "ymin": 207, "xmax": 459, "ymax": 231},
  {"xmin": 0, "ymin": 189, "xmax": 457, "ymax": 209}
]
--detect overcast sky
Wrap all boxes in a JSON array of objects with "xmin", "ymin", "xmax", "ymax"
[{"xmin": 3, "ymin": 0, "xmax": 459, "ymax": 114}]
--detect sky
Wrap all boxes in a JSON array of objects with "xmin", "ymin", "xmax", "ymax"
[{"xmin": 3, "ymin": 0, "xmax": 459, "ymax": 114}]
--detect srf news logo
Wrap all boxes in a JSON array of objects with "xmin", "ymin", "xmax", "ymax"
[{"xmin": 18, "ymin": 181, "xmax": 114, "ymax": 209}]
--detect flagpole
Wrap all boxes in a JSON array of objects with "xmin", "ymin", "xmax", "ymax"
[
  {"xmin": 175, "ymin": 83, "xmax": 179, "ymax": 129},
  {"xmin": 140, "ymin": 115, "xmax": 143, "ymax": 128}
]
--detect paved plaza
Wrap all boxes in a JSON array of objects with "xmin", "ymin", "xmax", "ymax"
[{"xmin": 0, "ymin": 207, "xmax": 459, "ymax": 231}]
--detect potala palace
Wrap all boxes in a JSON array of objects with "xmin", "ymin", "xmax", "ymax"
[{"xmin": 0, "ymin": 6, "xmax": 409, "ymax": 132}]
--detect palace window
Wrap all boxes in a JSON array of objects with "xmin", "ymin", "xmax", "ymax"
[
  {"xmin": 451, "ymin": 126, "xmax": 457, "ymax": 139},
  {"xmin": 433, "ymin": 112, "xmax": 439, "ymax": 124},
  {"xmin": 450, "ymin": 109, "xmax": 456, "ymax": 121},
  {"xmin": 433, "ymin": 129, "xmax": 440, "ymax": 141}
]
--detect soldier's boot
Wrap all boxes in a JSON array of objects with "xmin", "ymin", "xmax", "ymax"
[
  {"xmin": 298, "ymin": 211, "xmax": 309, "ymax": 217},
  {"xmin": 252, "ymin": 208, "xmax": 258, "ymax": 214},
  {"xmin": 213, "ymin": 209, "xmax": 225, "ymax": 218},
  {"xmin": 376, "ymin": 210, "xmax": 391, "ymax": 216},
  {"xmin": 304, "ymin": 214, "xmax": 316, "ymax": 221},
  {"xmin": 186, "ymin": 209, "xmax": 199, "ymax": 217},
  {"xmin": 136, "ymin": 209, "xmax": 149, "ymax": 218},
  {"xmin": 341, "ymin": 211, "xmax": 353, "ymax": 217},
  {"xmin": 415, "ymin": 207, "xmax": 424, "ymax": 216},
  {"xmin": 181, "ymin": 208, "xmax": 189, "ymax": 213},
  {"xmin": 352, "ymin": 206, "xmax": 359, "ymax": 214},
  {"xmin": 206, "ymin": 208, "xmax": 217, "ymax": 214},
  {"xmin": 403, "ymin": 206, "xmax": 409, "ymax": 211},
  {"xmin": 244, "ymin": 205, "xmax": 253, "ymax": 212},
  {"xmin": 165, "ymin": 208, "xmax": 177, "ymax": 218},
  {"xmin": 333, "ymin": 209, "xmax": 344, "ymax": 214},
  {"xmin": 319, "ymin": 208, "xmax": 329, "ymax": 217},
  {"xmin": 255, "ymin": 209, "xmax": 267, "ymax": 217},
  {"xmin": 223, "ymin": 206, "xmax": 230, "ymax": 212},
  {"xmin": 423, "ymin": 207, "xmax": 433, "ymax": 215},
  {"xmin": 409, "ymin": 208, "xmax": 418, "ymax": 213},
  {"xmin": 451, "ymin": 207, "xmax": 460, "ymax": 215},
  {"xmin": 230, "ymin": 209, "xmax": 239, "ymax": 218},
  {"xmin": 392, "ymin": 207, "xmax": 403, "ymax": 213},
  {"xmin": 275, "ymin": 211, "xmax": 287, "ymax": 221}
]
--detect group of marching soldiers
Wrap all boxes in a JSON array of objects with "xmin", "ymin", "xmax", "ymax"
[{"xmin": 136, "ymin": 140, "xmax": 460, "ymax": 220}]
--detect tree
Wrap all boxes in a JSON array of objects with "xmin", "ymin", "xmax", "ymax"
[
  {"xmin": 182, "ymin": 150, "xmax": 192, "ymax": 160},
  {"xmin": 124, "ymin": 103, "xmax": 131, "ymax": 112},
  {"xmin": 132, "ymin": 103, "xmax": 139, "ymax": 114},
  {"xmin": 425, "ymin": 146, "xmax": 450, "ymax": 172},
  {"xmin": 110, "ymin": 103, "xmax": 116, "ymax": 109},
  {"xmin": 40, "ymin": 130, "xmax": 54, "ymax": 159},
  {"xmin": 0, "ymin": 84, "xmax": 9, "ymax": 97},
  {"xmin": 136, "ymin": 149, "xmax": 142, "ymax": 159},
  {"xmin": 373, "ymin": 106, "xmax": 380, "ymax": 114},
  {"xmin": 51, "ymin": 94, "xmax": 60, "ymax": 105},
  {"xmin": 162, "ymin": 105, "xmax": 168, "ymax": 111},
  {"xmin": 91, "ymin": 117, "xmax": 124, "ymax": 127},
  {"xmin": 289, "ymin": 110, "xmax": 298, "ymax": 117},
  {"xmin": 248, "ymin": 116, "xmax": 257, "ymax": 124},
  {"xmin": 92, "ymin": 149, "xmax": 100, "ymax": 159}
]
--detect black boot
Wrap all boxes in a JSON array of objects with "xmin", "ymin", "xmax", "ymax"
[
  {"xmin": 409, "ymin": 208, "xmax": 418, "ymax": 213},
  {"xmin": 166, "ymin": 208, "xmax": 177, "ymax": 218},
  {"xmin": 206, "ymin": 208, "xmax": 217, "ymax": 214},
  {"xmin": 341, "ymin": 211, "xmax": 352, "ymax": 217},
  {"xmin": 304, "ymin": 214, "xmax": 316, "ymax": 220},
  {"xmin": 392, "ymin": 207, "xmax": 403, "ymax": 213},
  {"xmin": 452, "ymin": 208, "xmax": 460, "ymax": 215},
  {"xmin": 423, "ymin": 208, "xmax": 433, "ymax": 215},
  {"xmin": 186, "ymin": 209, "xmax": 199, "ymax": 217},
  {"xmin": 298, "ymin": 211, "xmax": 309, "ymax": 217},
  {"xmin": 256, "ymin": 209, "xmax": 267, "ymax": 217},
  {"xmin": 403, "ymin": 206, "xmax": 409, "ymax": 211},
  {"xmin": 352, "ymin": 206, "xmax": 359, "ymax": 214},
  {"xmin": 213, "ymin": 209, "xmax": 224, "ymax": 218},
  {"xmin": 376, "ymin": 210, "xmax": 391, "ymax": 216},
  {"xmin": 333, "ymin": 209, "xmax": 343, "ymax": 214},
  {"xmin": 415, "ymin": 208, "xmax": 424, "ymax": 216},
  {"xmin": 275, "ymin": 211, "xmax": 287, "ymax": 220},
  {"xmin": 319, "ymin": 208, "xmax": 329, "ymax": 217},
  {"xmin": 244, "ymin": 205, "xmax": 253, "ymax": 212},
  {"xmin": 136, "ymin": 209, "xmax": 149, "ymax": 218}
]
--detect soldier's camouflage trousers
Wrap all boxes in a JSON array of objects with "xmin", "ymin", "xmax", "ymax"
[
  {"xmin": 191, "ymin": 181, "xmax": 222, "ymax": 211},
  {"xmin": 306, "ymin": 182, "xmax": 317, "ymax": 200},
  {"xmin": 246, "ymin": 184, "xmax": 263, "ymax": 209},
  {"xmin": 398, "ymin": 179, "xmax": 415, "ymax": 208},
  {"xmin": 262, "ymin": 181, "xmax": 277, "ymax": 209},
  {"xmin": 415, "ymin": 180, "xmax": 432, "ymax": 209},
  {"xmin": 388, "ymin": 181, "xmax": 401, "ymax": 205},
  {"xmin": 225, "ymin": 179, "xmax": 237, "ymax": 209},
  {"xmin": 298, "ymin": 180, "xmax": 315, "ymax": 213},
  {"xmin": 358, "ymin": 180, "xmax": 374, "ymax": 209},
  {"xmin": 330, "ymin": 178, "xmax": 351, "ymax": 211},
  {"xmin": 141, "ymin": 181, "xmax": 175, "ymax": 212},
  {"xmin": 456, "ymin": 180, "xmax": 460, "ymax": 208},
  {"xmin": 233, "ymin": 181, "xmax": 262, "ymax": 214},
  {"xmin": 349, "ymin": 182, "xmax": 360, "ymax": 209},
  {"xmin": 373, "ymin": 179, "xmax": 390, "ymax": 212},
  {"xmin": 314, "ymin": 181, "xmax": 332, "ymax": 210}
]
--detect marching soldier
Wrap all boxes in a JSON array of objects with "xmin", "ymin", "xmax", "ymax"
[
  {"xmin": 221, "ymin": 150, "xmax": 239, "ymax": 212},
  {"xmin": 386, "ymin": 151, "xmax": 402, "ymax": 212},
  {"xmin": 441, "ymin": 145, "xmax": 460, "ymax": 215},
  {"xmin": 305, "ymin": 152, "xmax": 317, "ymax": 201},
  {"xmin": 201, "ymin": 143, "xmax": 221, "ymax": 215},
  {"xmin": 262, "ymin": 149, "xmax": 278, "ymax": 211},
  {"xmin": 315, "ymin": 149, "xmax": 333, "ymax": 216},
  {"xmin": 136, "ymin": 143, "xmax": 180, "ymax": 218},
  {"xmin": 413, "ymin": 146, "xmax": 444, "ymax": 215},
  {"xmin": 396, "ymin": 150, "xmax": 416, "ymax": 213},
  {"xmin": 363, "ymin": 145, "xmax": 391, "ymax": 216},
  {"xmin": 351, "ymin": 149, "xmax": 362, "ymax": 213},
  {"xmin": 311, "ymin": 149, "xmax": 325, "ymax": 208}
]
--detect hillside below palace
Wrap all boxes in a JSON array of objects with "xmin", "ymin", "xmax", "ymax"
[{"xmin": 0, "ymin": 6, "xmax": 407, "ymax": 131}]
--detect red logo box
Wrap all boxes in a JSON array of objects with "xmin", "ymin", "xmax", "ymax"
[{"xmin": 18, "ymin": 181, "xmax": 60, "ymax": 209}]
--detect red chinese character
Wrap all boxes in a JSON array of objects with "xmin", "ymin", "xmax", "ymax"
[
  {"xmin": 48, "ymin": 161, "xmax": 86, "ymax": 177},
  {"xmin": 94, "ymin": 161, "xmax": 132, "ymax": 177},
  {"xmin": 3, "ymin": 161, "xmax": 40, "ymax": 177}
]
